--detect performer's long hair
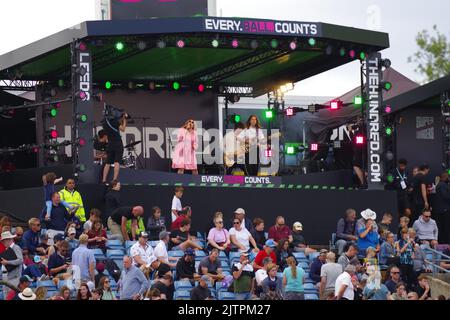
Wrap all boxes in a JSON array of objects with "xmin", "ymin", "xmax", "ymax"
[
  {"xmin": 182, "ymin": 119, "xmax": 196, "ymax": 131},
  {"xmin": 246, "ymin": 115, "xmax": 262, "ymax": 129}
]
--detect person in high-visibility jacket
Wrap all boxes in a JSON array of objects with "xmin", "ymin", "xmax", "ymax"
[
  {"xmin": 59, "ymin": 178, "xmax": 86, "ymax": 222},
  {"xmin": 126, "ymin": 216, "xmax": 145, "ymax": 241}
]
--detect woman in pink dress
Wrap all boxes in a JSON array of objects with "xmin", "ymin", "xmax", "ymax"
[{"xmin": 172, "ymin": 119, "xmax": 198, "ymax": 174}]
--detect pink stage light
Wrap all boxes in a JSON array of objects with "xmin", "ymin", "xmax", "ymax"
[
  {"xmin": 286, "ymin": 107, "xmax": 294, "ymax": 116},
  {"xmin": 231, "ymin": 39, "xmax": 239, "ymax": 48},
  {"xmin": 355, "ymin": 135, "xmax": 365, "ymax": 145},
  {"xmin": 176, "ymin": 40, "xmax": 185, "ymax": 48},
  {"xmin": 310, "ymin": 143, "xmax": 318, "ymax": 151}
]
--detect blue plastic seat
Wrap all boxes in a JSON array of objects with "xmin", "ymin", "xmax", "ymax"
[
  {"xmin": 222, "ymin": 270, "xmax": 231, "ymax": 277},
  {"xmin": 218, "ymin": 291, "xmax": 236, "ymax": 300},
  {"xmin": 174, "ymin": 290, "xmax": 191, "ymax": 300},
  {"xmin": 195, "ymin": 250, "xmax": 207, "ymax": 257},
  {"xmin": 194, "ymin": 281, "xmax": 213, "ymax": 288},
  {"xmin": 216, "ymin": 281, "xmax": 229, "ymax": 292},
  {"xmin": 219, "ymin": 251, "xmax": 227, "ymax": 258},
  {"xmin": 293, "ymin": 252, "xmax": 306, "ymax": 260},
  {"xmin": 220, "ymin": 260, "xmax": 230, "ymax": 268},
  {"xmin": 107, "ymin": 249, "xmax": 125, "ymax": 259},
  {"xmin": 56, "ymin": 280, "xmax": 72, "ymax": 289},
  {"xmin": 305, "ymin": 293, "xmax": 319, "ymax": 300},
  {"xmin": 37, "ymin": 280, "xmax": 57, "ymax": 288},
  {"xmin": 309, "ymin": 252, "xmax": 320, "ymax": 261},
  {"xmin": 149, "ymin": 241, "xmax": 159, "ymax": 247},
  {"xmin": 175, "ymin": 280, "xmax": 193, "ymax": 291},
  {"xmin": 113, "ymin": 259, "xmax": 124, "ymax": 271},
  {"xmin": 90, "ymin": 248, "xmax": 106, "ymax": 259},
  {"xmin": 106, "ymin": 239, "xmax": 123, "ymax": 249},
  {"xmin": 168, "ymin": 250, "xmax": 184, "ymax": 257},
  {"xmin": 298, "ymin": 261, "xmax": 310, "ymax": 270},
  {"xmin": 46, "ymin": 290, "xmax": 59, "ymax": 299},
  {"xmin": 229, "ymin": 252, "xmax": 241, "ymax": 265},
  {"xmin": 125, "ymin": 240, "xmax": 136, "ymax": 250}
]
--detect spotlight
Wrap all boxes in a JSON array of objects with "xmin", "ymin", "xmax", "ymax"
[
  {"xmin": 444, "ymin": 117, "xmax": 450, "ymax": 125},
  {"xmin": 270, "ymin": 39, "xmax": 278, "ymax": 48},
  {"xmin": 310, "ymin": 143, "xmax": 318, "ymax": 151},
  {"xmin": 76, "ymin": 113, "xmax": 88, "ymax": 123},
  {"xmin": 330, "ymin": 100, "xmax": 343, "ymax": 110},
  {"xmin": 386, "ymin": 151, "xmax": 394, "ymax": 161},
  {"xmin": 285, "ymin": 107, "xmax": 294, "ymax": 116},
  {"xmin": 76, "ymin": 42, "xmax": 87, "ymax": 51},
  {"xmin": 289, "ymin": 41, "xmax": 297, "ymax": 50},
  {"xmin": 354, "ymin": 96, "xmax": 363, "ymax": 106},
  {"xmin": 226, "ymin": 94, "xmax": 240, "ymax": 104},
  {"xmin": 381, "ymin": 59, "xmax": 391, "ymax": 69},
  {"xmin": 76, "ymin": 90, "xmax": 87, "ymax": 100},
  {"xmin": 231, "ymin": 39, "xmax": 239, "ymax": 48},
  {"xmin": 176, "ymin": 40, "xmax": 185, "ymax": 48},
  {"xmin": 264, "ymin": 109, "xmax": 274, "ymax": 120},
  {"xmin": 264, "ymin": 148, "xmax": 272, "ymax": 158},
  {"xmin": 385, "ymin": 127, "xmax": 393, "ymax": 136},
  {"xmin": 385, "ymin": 105, "xmax": 392, "ymax": 113},
  {"xmin": 349, "ymin": 50, "xmax": 356, "ymax": 59},
  {"xmin": 286, "ymin": 145, "xmax": 296, "ymax": 155},
  {"xmin": 308, "ymin": 38, "xmax": 316, "ymax": 46},
  {"xmin": 359, "ymin": 52, "xmax": 366, "ymax": 60},
  {"xmin": 127, "ymin": 81, "xmax": 135, "ymax": 90},
  {"xmin": 211, "ymin": 39, "xmax": 219, "ymax": 48},
  {"xmin": 230, "ymin": 114, "xmax": 241, "ymax": 124},
  {"xmin": 381, "ymin": 81, "xmax": 392, "ymax": 91},
  {"xmin": 148, "ymin": 82, "xmax": 156, "ymax": 90},
  {"xmin": 325, "ymin": 45, "xmax": 333, "ymax": 55},
  {"xmin": 333, "ymin": 140, "xmax": 341, "ymax": 149},
  {"xmin": 355, "ymin": 135, "xmax": 365, "ymax": 145},
  {"xmin": 308, "ymin": 104, "xmax": 316, "ymax": 113},
  {"xmin": 76, "ymin": 137, "xmax": 86, "ymax": 147},
  {"xmin": 137, "ymin": 41, "xmax": 147, "ymax": 50},
  {"xmin": 386, "ymin": 174, "xmax": 394, "ymax": 183},
  {"xmin": 250, "ymin": 40, "xmax": 259, "ymax": 49},
  {"xmin": 197, "ymin": 84, "xmax": 205, "ymax": 93},
  {"xmin": 172, "ymin": 81, "xmax": 180, "ymax": 90},
  {"xmin": 75, "ymin": 163, "xmax": 86, "ymax": 173},
  {"xmin": 46, "ymin": 129, "xmax": 58, "ymax": 139},
  {"xmin": 57, "ymin": 79, "xmax": 64, "ymax": 87},
  {"xmin": 444, "ymin": 99, "xmax": 450, "ymax": 108},
  {"xmin": 75, "ymin": 66, "xmax": 87, "ymax": 76},
  {"xmin": 156, "ymin": 40, "xmax": 166, "ymax": 49},
  {"xmin": 115, "ymin": 41, "xmax": 125, "ymax": 51},
  {"xmin": 339, "ymin": 47, "xmax": 346, "ymax": 57},
  {"xmin": 47, "ymin": 107, "xmax": 57, "ymax": 118},
  {"xmin": 105, "ymin": 81, "xmax": 112, "ymax": 90}
]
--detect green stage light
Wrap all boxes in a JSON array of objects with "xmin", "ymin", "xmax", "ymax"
[
  {"xmin": 80, "ymin": 114, "xmax": 88, "ymax": 122},
  {"xmin": 447, "ymin": 169, "xmax": 450, "ymax": 176},
  {"xmin": 115, "ymin": 42, "xmax": 125, "ymax": 51},
  {"xmin": 385, "ymin": 127, "xmax": 393, "ymax": 136},
  {"xmin": 339, "ymin": 47, "xmax": 346, "ymax": 57},
  {"xmin": 231, "ymin": 114, "xmax": 241, "ymax": 123},
  {"xmin": 270, "ymin": 39, "xmax": 278, "ymax": 48},
  {"xmin": 50, "ymin": 108, "xmax": 57, "ymax": 117},
  {"xmin": 172, "ymin": 82, "xmax": 181, "ymax": 90},
  {"xmin": 211, "ymin": 39, "xmax": 219, "ymax": 48},
  {"xmin": 105, "ymin": 81, "xmax": 112, "ymax": 90},
  {"xmin": 286, "ymin": 146, "xmax": 296, "ymax": 155},
  {"xmin": 265, "ymin": 109, "xmax": 274, "ymax": 120},
  {"xmin": 381, "ymin": 81, "xmax": 392, "ymax": 91},
  {"xmin": 387, "ymin": 174, "xmax": 394, "ymax": 183},
  {"xmin": 354, "ymin": 96, "xmax": 363, "ymax": 106},
  {"xmin": 359, "ymin": 52, "xmax": 366, "ymax": 60},
  {"xmin": 57, "ymin": 79, "xmax": 64, "ymax": 87},
  {"xmin": 308, "ymin": 38, "xmax": 316, "ymax": 46}
]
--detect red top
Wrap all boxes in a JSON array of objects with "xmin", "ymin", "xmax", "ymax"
[
  {"xmin": 6, "ymin": 290, "xmax": 18, "ymax": 301},
  {"xmin": 87, "ymin": 229, "xmax": 107, "ymax": 249},
  {"xmin": 0, "ymin": 242, "xmax": 6, "ymax": 254},
  {"xmin": 268, "ymin": 225, "xmax": 292, "ymax": 242},
  {"xmin": 170, "ymin": 214, "xmax": 189, "ymax": 231},
  {"xmin": 254, "ymin": 249, "xmax": 277, "ymax": 267}
]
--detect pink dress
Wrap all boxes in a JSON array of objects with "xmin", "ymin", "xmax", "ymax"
[{"xmin": 171, "ymin": 128, "xmax": 198, "ymax": 170}]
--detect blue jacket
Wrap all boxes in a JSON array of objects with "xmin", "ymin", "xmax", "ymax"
[
  {"xmin": 309, "ymin": 257, "xmax": 324, "ymax": 283},
  {"xmin": 23, "ymin": 229, "xmax": 40, "ymax": 255}
]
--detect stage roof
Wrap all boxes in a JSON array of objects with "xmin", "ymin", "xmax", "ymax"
[{"xmin": 0, "ymin": 17, "xmax": 389, "ymax": 97}]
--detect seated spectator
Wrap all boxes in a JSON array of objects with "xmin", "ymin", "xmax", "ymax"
[
  {"xmin": 407, "ymin": 291, "xmax": 419, "ymax": 300},
  {"xmin": 42, "ymin": 192, "xmax": 74, "ymax": 245},
  {"xmin": 275, "ymin": 238, "xmax": 294, "ymax": 271},
  {"xmin": 378, "ymin": 212, "xmax": 393, "ymax": 237},
  {"xmin": 231, "ymin": 252, "xmax": 255, "ymax": 300},
  {"xmin": 23, "ymin": 218, "xmax": 46, "ymax": 256},
  {"xmin": 334, "ymin": 264, "xmax": 356, "ymax": 300},
  {"xmin": 147, "ymin": 206, "xmax": 167, "ymax": 241},
  {"xmin": 83, "ymin": 208, "xmax": 101, "ymax": 234},
  {"xmin": 362, "ymin": 272, "xmax": 390, "ymax": 300},
  {"xmin": 150, "ymin": 274, "xmax": 173, "ymax": 300},
  {"xmin": 291, "ymin": 221, "xmax": 316, "ymax": 256},
  {"xmin": 253, "ymin": 239, "xmax": 277, "ymax": 271},
  {"xmin": 65, "ymin": 218, "xmax": 83, "ymax": 240},
  {"xmin": 268, "ymin": 216, "xmax": 292, "ymax": 244},
  {"xmin": 104, "ymin": 180, "xmax": 121, "ymax": 216},
  {"xmin": 338, "ymin": 243, "xmax": 362, "ymax": 272},
  {"xmin": 229, "ymin": 218, "xmax": 259, "ymax": 254},
  {"xmin": 99, "ymin": 276, "xmax": 117, "ymax": 300},
  {"xmin": 261, "ymin": 263, "xmax": 283, "ymax": 300},
  {"xmin": 356, "ymin": 208, "xmax": 379, "ymax": 234},
  {"xmin": 409, "ymin": 228, "xmax": 431, "ymax": 273},
  {"xmin": 254, "ymin": 257, "xmax": 272, "ymax": 296},
  {"xmin": 414, "ymin": 274, "xmax": 431, "ymax": 300},
  {"xmin": 250, "ymin": 218, "xmax": 266, "ymax": 250},
  {"xmin": 66, "ymin": 227, "xmax": 79, "ymax": 254},
  {"xmin": 190, "ymin": 275, "xmax": 213, "ymax": 300},
  {"xmin": 48, "ymin": 233, "xmax": 67, "ymax": 257},
  {"xmin": 48, "ymin": 240, "xmax": 71, "ymax": 282},
  {"xmin": 153, "ymin": 231, "xmax": 177, "ymax": 267},
  {"xmin": 13, "ymin": 227, "xmax": 25, "ymax": 249},
  {"xmin": 397, "ymin": 216, "xmax": 410, "ymax": 240},
  {"xmin": 5, "ymin": 275, "xmax": 32, "ymax": 300},
  {"xmin": 363, "ymin": 246, "xmax": 379, "ymax": 270},
  {"xmin": 395, "ymin": 228, "xmax": 416, "ymax": 289},
  {"xmin": 91, "ymin": 288, "xmax": 103, "ymax": 300},
  {"xmin": 319, "ymin": 252, "xmax": 342, "ymax": 300},
  {"xmin": 21, "ymin": 247, "xmax": 33, "ymax": 267},
  {"xmin": 233, "ymin": 208, "xmax": 252, "ymax": 231},
  {"xmin": 130, "ymin": 231, "xmax": 154, "ymax": 269},
  {"xmin": 170, "ymin": 206, "xmax": 192, "ymax": 231},
  {"xmin": 335, "ymin": 209, "xmax": 358, "ymax": 255},
  {"xmin": 34, "ymin": 286, "xmax": 48, "ymax": 300},
  {"xmin": 357, "ymin": 218, "xmax": 380, "ymax": 256},
  {"xmin": 175, "ymin": 248, "xmax": 199, "ymax": 282},
  {"xmin": 36, "ymin": 232, "xmax": 50, "ymax": 256},
  {"xmin": 282, "ymin": 256, "xmax": 305, "ymax": 300},
  {"xmin": 95, "ymin": 262, "xmax": 106, "ymax": 287},
  {"xmin": 72, "ymin": 234, "xmax": 96, "ymax": 283},
  {"xmin": 390, "ymin": 282, "xmax": 407, "ymax": 300},
  {"xmin": 169, "ymin": 219, "xmax": 202, "ymax": 251},
  {"xmin": 77, "ymin": 283, "xmax": 92, "ymax": 300},
  {"xmin": 385, "ymin": 265, "xmax": 402, "ymax": 294},
  {"xmin": 107, "ymin": 206, "xmax": 144, "ymax": 243},
  {"xmin": 379, "ymin": 232, "xmax": 398, "ymax": 266},
  {"xmin": 58, "ymin": 285, "xmax": 72, "ymax": 300},
  {"xmin": 22, "ymin": 255, "xmax": 48, "ymax": 281},
  {"xmin": 198, "ymin": 248, "xmax": 224, "ymax": 283},
  {"xmin": 145, "ymin": 288, "xmax": 162, "ymax": 300},
  {"xmin": 147, "ymin": 255, "xmax": 172, "ymax": 279},
  {"xmin": 412, "ymin": 209, "xmax": 438, "ymax": 248},
  {"xmin": 118, "ymin": 256, "xmax": 149, "ymax": 300},
  {"xmin": 309, "ymin": 249, "xmax": 328, "ymax": 284},
  {"xmin": 440, "ymin": 244, "xmax": 450, "ymax": 270},
  {"xmin": 18, "ymin": 287, "xmax": 37, "ymax": 301},
  {"xmin": 353, "ymin": 277, "xmax": 366, "ymax": 300},
  {"xmin": 207, "ymin": 215, "xmax": 230, "ymax": 252}
]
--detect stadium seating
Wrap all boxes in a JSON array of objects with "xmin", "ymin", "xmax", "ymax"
[
  {"xmin": 90, "ymin": 248, "xmax": 106, "ymax": 259},
  {"xmin": 168, "ymin": 250, "xmax": 184, "ymax": 258},
  {"xmin": 174, "ymin": 280, "xmax": 193, "ymax": 291},
  {"xmin": 309, "ymin": 252, "xmax": 320, "ymax": 261},
  {"xmin": 37, "ymin": 280, "xmax": 57, "ymax": 289},
  {"xmin": 106, "ymin": 239, "xmax": 123, "ymax": 250},
  {"xmin": 293, "ymin": 252, "xmax": 306, "ymax": 260},
  {"xmin": 174, "ymin": 290, "xmax": 191, "ymax": 300},
  {"xmin": 107, "ymin": 249, "xmax": 125, "ymax": 259},
  {"xmin": 305, "ymin": 293, "xmax": 319, "ymax": 300},
  {"xmin": 218, "ymin": 291, "xmax": 236, "ymax": 300}
]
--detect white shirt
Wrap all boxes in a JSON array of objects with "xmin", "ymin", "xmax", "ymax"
[
  {"xmin": 334, "ymin": 272, "xmax": 354, "ymax": 300},
  {"xmin": 239, "ymin": 127, "xmax": 265, "ymax": 142},
  {"xmin": 153, "ymin": 240, "xmax": 169, "ymax": 264},
  {"xmin": 171, "ymin": 196, "xmax": 182, "ymax": 222},
  {"xmin": 229, "ymin": 227, "xmax": 251, "ymax": 252},
  {"xmin": 255, "ymin": 269, "xmax": 268, "ymax": 286},
  {"xmin": 130, "ymin": 242, "xmax": 154, "ymax": 267}
]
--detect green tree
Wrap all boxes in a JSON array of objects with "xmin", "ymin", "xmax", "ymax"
[{"xmin": 408, "ymin": 25, "xmax": 450, "ymax": 82}]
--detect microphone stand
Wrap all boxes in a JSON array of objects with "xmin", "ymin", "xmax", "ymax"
[
  {"xmin": 132, "ymin": 116, "xmax": 151, "ymax": 170},
  {"xmin": 166, "ymin": 124, "xmax": 175, "ymax": 173}
]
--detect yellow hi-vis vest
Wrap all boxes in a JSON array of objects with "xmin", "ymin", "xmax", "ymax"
[{"xmin": 59, "ymin": 188, "xmax": 86, "ymax": 222}]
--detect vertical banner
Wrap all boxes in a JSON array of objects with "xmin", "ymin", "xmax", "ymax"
[
  {"xmin": 365, "ymin": 52, "xmax": 384, "ymax": 189},
  {"xmin": 74, "ymin": 44, "xmax": 95, "ymax": 183}
]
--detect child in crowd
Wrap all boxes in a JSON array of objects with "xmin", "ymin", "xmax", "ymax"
[
  {"xmin": 171, "ymin": 186, "xmax": 184, "ymax": 222},
  {"xmin": 42, "ymin": 172, "xmax": 72, "ymax": 220},
  {"xmin": 397, "ymin": 216, "xmax": 410, "ymax": 240}
]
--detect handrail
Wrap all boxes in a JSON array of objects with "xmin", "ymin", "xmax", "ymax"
[{"xmin": 423, "ymin": 247, "xmax": 450, "ymax": 276}]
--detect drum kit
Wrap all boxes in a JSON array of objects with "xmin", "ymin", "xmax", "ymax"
[{"xmin": 121, "ymin": 140, "xmax": 141, "ymax": 169}]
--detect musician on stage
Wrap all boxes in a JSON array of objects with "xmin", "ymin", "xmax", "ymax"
[
  {"xmin": 94, "ymin": 129, "xmax": 108, "ymax": 164},
  {"xmin": 172, "ymin": 119, "xmax": 198, "ymax": 175},
  {"xmin": 102, "ymin": 113, "xmax": 127, "ymax": 184},
  {"xmin": 224, "ymin": 122, "xmax": 248, "ymax": 175},
  {"xmin": 240, "ymin": 115, "xmax": 265, "ymax": 176}
]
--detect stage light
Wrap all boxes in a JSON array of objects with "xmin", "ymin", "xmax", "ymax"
[
  {"xmin": 76, "ymin": 137, "xmax": 86, "ymax": 147},
  {"xmin": 270, "ymin": 39, "xmax": 278, "ymax": 48},
  {"xmin": 47, "ymin": 129, "xmax": 58, "ymax": 139},
  {"xmin": 355, "ymin": 135, "xmax": 365, "ymax": 145},
  {"xmin": 308, "ymin": 38, "xmax": 316, "ymax": 46},
  {"xmin": 330, "ymin": 100, "xmax": 343, "ymax": 110},
  {"xmin": 48, "ymin": 154, "xmax": 59, "ymax": 162},
  {"xmin": 264, "ymin": 109, "xmax": 274, "ymax": 120},
  {"xmin": 339, "ymin": 47, "xmax": 346, "ymax": 57},
  {"xmin": 325, "ymin": 45, "xmax": 333, "ymax": 55},
  {"xmin": 333, "ymin": 141, "xmax": 341, "ymax": 149},
  {"xmin": 286, "ymin": 145, "xmax": 296, "ymax": 155},
  {"xmin": 231, "ymin": 39, "xmax": 239, "ymax": 48},
  {"xmin": 279, "ymin": 83, "xmax": 294, "ymax": 93},
  {"xmin": 445, "ymin": 99, "xmax": 450, "ymax": 108},
  {"xmin": 382, "ymin": 59, "xmax": 391, "ymax": 69},
  {"xmin": 76, "ymin": 42, "xmax": 87, "ymax": 51},
  {"xmin": 264, "ymin": 148, "xmax": 272, "ymax": 158},
  {"xmin": 445, "ymin": 117, "xmax": 450, "ymax": 125},
  {"xmin": 115, "ymin": 42, "xmax": 125, "ymax": 51},
  {"xmin": 308, "ymin": 104, "xmax": 316, "ymax": 113},
  {"xmin": 310, "ymin": 143, "xmax": 318, "ymax": 151},
  {"xmin": 387, "ymin": 174, "xmax": 394, "ymax": 183},
  {"xmin": 211, "ymin": 39, "xmax": 219, "ymax": 48},
  {"xmin": 285, "ymin": 107, "xmax": 294, "ymax": 116},
  {"xmin": 32, "ymin": 147, "xmax": 39, "ymax": 153},
  {"xmin": 172, "ymin": 81, "xmax": 180, "ymax": 90},
  {"xmin": 57, "ymin": 79, "xmax": 64, "ymax": 87},
  {"xmin": 127, "ymin": 81, "xmax": 135, "ymax": 90},
  {"xmin": 381, "ymin": 81, "xmax": 392, "ymax": 91},
  {"xmin": 75, "ymin": 163, "xmax": 86, "ymax": 173},
  {"xmin": 137, "ymin": 41, "xmax": 147, "ymax": 50},
  {"xmin": 385, "ymin": 127, "xmax": 393, "ymax": 136},
  {"xmin": 105, "ymin": 81, "xmax": 112, "ymax": 90},
  {"xmin": 385, "ymin": 105, "xmax": 392, "ymax": 113},
  {"xmin": 226, "ymin": 94, "xmax": 240, "ymax": 104},
  {"xmin": 289, "ymin": 41, "xmax": 297, "ymax": 50},
  {"xmin": 76, "ymin": 113, "xmax": 88, "ymax": 123},
  {"xmin": 386, "ymin": 151, "xmax": 394, "ymax": 161},
  {"xmin": 359, "ymin": 52, "xmax": 366, "ymax": 60},
  {"xmin": 354, "ymin": 96, "xmax": 363, "ymax": 106},
  {"xmin": 250, "ymin": 40, "xmax": 259, "ymax": 49},
  {"xmin": 197, "ymin": 84, "xmax": 205, "ymax": 93},
  {"xmin": 447, "ymin": 169, "xmax": 450, "ymax": 176},
  {"xmin": 349, "ymin": 50, "xmax": 356, "ymax": 59},
  {"xmin": 176, "ymin": 40, "xmax": 185, "ymax": 48},
  {"xmin": 49, "ymin": 108, "xmax": 57, "ymax": 117},
  {"xmin": 76, "ymin": 91, "xmax": 87, "ymax": 100},
  {"xmin": 156, "ymin": 40, "xmax": 166, "ymax": 49},
  {"xmin": 231, "ymin": 114, "xmax": 241, "ymax": 124}
]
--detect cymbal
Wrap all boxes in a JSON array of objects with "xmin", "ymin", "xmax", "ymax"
[{"xmin": 124, "ymin": 140, "xmax": 142, "ymax": 149}]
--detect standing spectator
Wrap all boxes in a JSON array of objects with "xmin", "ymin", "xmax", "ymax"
[
  {"xmin": 59, "ymin": 178, "xmax": 86, "ymax": 222},
  {"xmin": 66, "ymin": 227, "xmax": 79, "ymax": 254},
  {"xmin": 357, "ymin": 218, "xmax": 380, "ymax": 256},
  {"xmin": 379, "ymin": 232, "xmax": 398, "ymax": 266},
  {"xmin": 397, "ymin": 216, "xmax": 410, "ymax": 239},
  {"xmin": 83, "ymin": 208, "xmax": 101, "ymax": 234},
  {"xmin": 175, "ymin": 248, "xmax": 198, "ymax": 281},
  {"xmin": 87, "ymin": 219, "xmax": 108, "ymax": 251},
  {"xmin": 309, "ymin": 249, "xmax": 328, "ymax": 284},
  {"xmin": 154, "ymin": 231, "xmax": 177, "ymax": 267},
  {"xmin": 253, "ymin": 239, "xmax": 277, "ymax": 270},
  {"xmin": 77, "ymin": 283, "xmax": 92, "ymax": 300},
  {"xmin": 335, "ymin": 209, "xmax": 358, "ymax": 255},
  {"xmin": 5, "ymin": 275, "xmax": 31, "ymax": 300},
  {"xmin": 170, "ymin": 206, "xmax": 192, "ymax": 231},
  {"xmin": 229, "ymin": 218, "xmax": 259, "ymax": 254},
  {"xmin": 275, "ymin": 238, "xmax": 294, "ymax": 271},
  {"xmin": 390, "ymin": 159, "xmax": 412, "ymax": 218},
  {"xmin": 233, "ymin": 208, "xmax": 252, "ymax": 231},
  {"xmin": 412, "ymin": 209, "xmax": 438, "ymax": 248},
  {"xmin": 390, "ymin": 282, "xmax": 407, "ymax": 300},
  {"xmin": 250, "ymin": 218, "xmax": 266, "ymax": 250},
  {"xmin": 291, "ymin": 222, "xmax": 316, "ymax": 256},
  {"xmin": 43, "ymin": 192, "xmax": 74, "ymax": 244},
  {"xmin": 23, "ymin": 218, "xmax": 46, "ymax": 256},
  {"xmin": 395, "ymin": 228, "xmax": 416, "ymax": 289},
  {"xmin": 434, "ymin": 171, "xmax": 450, "ymax": 243},
  {"xmin": 72, "ymin": 234, "xmax": 96, "ymax": 283},
  {"xmin": 198, "ymin": 249, "xmax": 224, "ymax": 282},
  {"xmin": 268, "ymin": 216, "xmax": 292, "ymax": 244},
  {"xmin": 261, "ymin": 263, "xmax": 283, "ymax": 299},
  {"xmin": 385, "ymin": 265, "xmax": 402, "ymax": 293},
  {"xmin": 319, "ymin": 252, "xmax": 342, "ymax": 300},
  {"xmin": 282, "ymin": 256, "xmax": 305, "ymax": 300},
  {"xmin": 411, "ymin": 164, "xmax": 432, "ymax": 220},
  {"xmin": 104, "ymin": 180, "xmax": 121, "ymax": 216},
  {"xmin": 147, "ymin": 206, "xmax": 167, "ymax": 241},
  {"xmin": 107, "ymin": 206, "xmax": 144, "ymax": 242},
  {"xmin": 126, "ymin": 215, "xmax": 146, "ymax": 241},
  {"xmin": 0, "ymin": 230, "xmax": 24, "ymax": 298},
  {"xmin": 207, "ymin": 215, "xmax": 230, "ymax": 252},
  {"xmin": 118, "ymin": 256, "xmax": 149, "ymax": 300},
  {"xmin": 231, "ymin": 252, "xmax": 255, "ymax": 300},
  {"xmin": 337, "ymin": 244, "xmax": 362, "ymax": 273},
  {"xmin": 171, "ymin": 186, "xmax": 184, "ymax": 222},
  {"xmin": 130, "ymin": 231, "xmax": 154, "ymax": 269},
  {"xmin": 99, "ymin": 276, "xmax": 117, "ymax": 300},
  {"xmin": 95, "ymin": 262, "xmax": 106, "ymax": 287},
  {"xmin": 169, "ymin": 219, "xmax": 202, "ymax": 251},
  {"xmin": 254, "ymin": 257, "xmax": 272, "ymax": 296},
  {"xmin": 334, "ymin": 264, "xmax": 356, "ymax": 300},
  {"xmin": 190, "ymin": 275, "xmax": 213, "ymax": 300}
]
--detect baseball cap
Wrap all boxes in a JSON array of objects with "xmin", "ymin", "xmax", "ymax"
[
  {"xmin": 54, "ymin": 234, "xmax": 65, "ymax": 242},
  {"xmin": 234, "ymin": 208, "xmax": 245, "ymax": 215},
  {"xmin": 184, "ymin": 248, "xmax": 195, "ymax": 256},
  {"xmin": 200, "ymin": 275, "xmax": 210, "ymax": 282},
  {"xmin": 293, "ymin": 222, "xmax": 303, "ymax": 231},
  {"xmin": 33, "ymin": 255, "xmax": 41, "ymax": 264},
  {"xmin": 265, "ymin": 239, "xmax": 276, "ymax": 248},
  {"xmin": 159, "ymin": 231, "xmax": 170, "ymax": 240},
  {"xmin": 20, "ymin": 275, "xmax": 32, "ymax": 283},
  {"xmin": 68, "ymin": 228, "xmax": 76, "ymax": 235},
  {"xmin": 148, "ymin": 255, "xmax": 158, "ymax": 266},
  {"xmin": 139, "ymin": 231, "xmax": 149, "ymax": 238},
  {"xmin": 319, "ymin": 249, "xmax": 328, "ymax": 256}
]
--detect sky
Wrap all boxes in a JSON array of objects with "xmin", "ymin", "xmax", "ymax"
[{"xmin": 0, "ymin": 0, "xmax": 449, "ymax": 97}]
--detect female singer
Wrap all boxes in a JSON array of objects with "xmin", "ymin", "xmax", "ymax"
[
  {"xmin": 241, "ymin": 115, "xmax": 265, "ymax": 176},
  {"xmin": 172, "ymin": 119, "xmax": 198, "ymax": 174}
]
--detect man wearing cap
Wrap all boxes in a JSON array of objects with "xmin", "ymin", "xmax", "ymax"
[
  {"xmin": 48, "ymin": 233, "xmax": 66, "ymax": 257},
  {"xmin": 233, "ymin": 208, "xmax": 252, "ymax": 231},
  {"xmin": 66, "ymin": 227, "xmax": 79, "ymax": 255},
  {"xmin": 5, "ymin": 275, "xmax": 32, "ymax": 300},
  {"xmin": 107, "ymin": 205, "xmax": 144, "ymax": 243},
  {"xmin": 268, "ymin": 216, "xmax": 293, "ymax": 245},
  {"xmin": 42, "ymin": 192, "xmax": 74, "ymax": 245},
  {"xmin": 72, "ymin": 234, "xmax": 96, "ymax": 283},
  {"xmin": 309, "ymin": 249, "xmax": 328, "ymax": 284},
  {"xmin": 175, "ymin": 248, "xmax": 199, "ymax": 282},
  {"xmin": 22, "ymin": 255, "xmax": 48, "ymax": 281},
  {"xmin": 190, "ymin": 275, "xmax": 213, "ymax": 300},
  {"xmin": 147, "ymin": 255, "xmax": 172, "ymax": 279},
  {"xmin": 0, "ymin": 230, "xmax": 24, "ymax": 298},
  {"xmin": 232, "ymin": 252, "xmax": 255, "ymax": 300},
  {"xmin": 253, "ymin": 240, "xmax": 277, "ymax": 271},
  {"xmin": 291, "ymin": 221, "xmax": 317, "ymax": 256},
  {"xmin": 18, "ymin": 287, "xmax": 37, "ymax": 301},
  {"xmin": 198, "ymin": 248, "xmax": 224, "ymax": 283},
  {"xmin": 153, "ymin": 231, "xmax": 177, "ymax": 267},
  {"xmin": 130, "ymin": 231, "xmax": 154, "ymax": 269},
  {"xmin": 23, "ymin": 218, "xmax": 46, "ymax": 256}
]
